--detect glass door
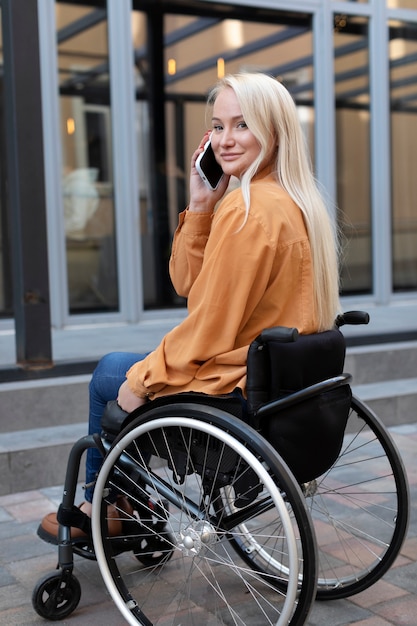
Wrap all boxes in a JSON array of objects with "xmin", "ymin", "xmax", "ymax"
[
  {"xmin": 389, "ymin": 17, "xmax": 417, "ymax": 292},
  {"xmin": 56, "ymin": 2, "xmax": 119, "ymax": 314},
  {"xmin": 333, "ymin": 13, "xmax": 371, "ymax": 295}
]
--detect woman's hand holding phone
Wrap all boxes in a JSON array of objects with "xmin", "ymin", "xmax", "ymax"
[{"xmin": 189, "ymin": 132, "xmax": 230, "ymax": 213}]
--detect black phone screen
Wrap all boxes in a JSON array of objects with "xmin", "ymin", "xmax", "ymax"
[{"xmin": 198, "ymin": 142, "xmax": 224, "ymax": 189}]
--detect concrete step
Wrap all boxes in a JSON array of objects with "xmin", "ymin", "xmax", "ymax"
[
  {"xmin": 352, "ymin": 378, "xmax": 417, "ymax": 426},
  {"xmin": 0, "ymin": 375, "xmax": 90, "ymax": 433},
  {"xmin": 345, "ymin": 340, "xmax": 417, "ymax": 384},
  {"xmin": 0, "ymin": 376, "xmax": 90, "ymax": 495},
  {"xmin": 1, "ymin": 342, "xmax": 417, "ymax": 495},
  {"xmin": 0, "ymin": 423, "xmax": 86, "ymax": 496},
  {"xmin": 1, "ymin": 378, "xmax": 415, "ymax": 497}
]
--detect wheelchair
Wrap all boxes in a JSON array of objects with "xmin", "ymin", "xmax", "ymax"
[{"xmin": 32, "ymin": 311, "xmax": 410, "ymax": 626}]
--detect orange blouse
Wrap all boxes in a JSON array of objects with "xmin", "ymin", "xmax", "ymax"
[{"xmin": 126, "ymin": 169, "xmax": 318, "ymax": 399}]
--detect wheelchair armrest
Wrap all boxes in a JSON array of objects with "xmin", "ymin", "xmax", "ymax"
[
  {"xmin": 247, "ymin": 326, "xmax": 299, "ymax": 414},
  {"xmin": 101, "ymin": 400, "xmax": 130, "ymax": 437},
  {"xmin": 335, "ymin": 310, "xmax": 370, "ymax": 327},
  {"xmin": 256, "ymin": 326, "xmax": 299, "ymax": 345},
  {"xmin": 254, "ymin": 373, "xmax": 352, "ymax": 421}
]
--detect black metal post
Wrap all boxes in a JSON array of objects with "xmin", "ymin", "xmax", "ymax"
[
  {"xmin": 146, "ymin": 6, "xmax": 174, "ymax": 305},
  {"xmin": 0, "ymin": 83, "xmax": 13, "ymax": 316},
  {"xmin": 1, "ymin": 0, "xmax": 53, "ymax": 367},
  {"xmin": 174, "ymin": 99, "xmax": 187, "ymax": 214}
]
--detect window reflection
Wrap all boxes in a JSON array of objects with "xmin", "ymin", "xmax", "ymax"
[
  {"xmin": 56, "ymin": 2, "xmax": 118, "ymax": 313},
  {"xmin": 390, "ymin": 20, "xmax": 417, "ymax": 292},
  {"xmin": 387, "ymin": 1, "xmax": 417, "ymax": 8},
  {"xmin": 334, "ymin": 15, "xmax": 371, "ymax": 295}
]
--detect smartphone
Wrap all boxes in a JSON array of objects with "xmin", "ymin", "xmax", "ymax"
[{"xmin": 195, "ymin": 139, "xmax": 224, "ymax": 191}]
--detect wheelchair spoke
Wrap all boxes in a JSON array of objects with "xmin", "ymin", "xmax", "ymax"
[
  {"xmin": 92, "ymin": 407, "xmax": 316, "ymax": 625},
  {"xmin": 310, "ymin": 396, "xmax": 409, "ymax": 599}
]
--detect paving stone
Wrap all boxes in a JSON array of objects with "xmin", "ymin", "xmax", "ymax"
[
  {"xmin": 376, "ymin": 595, "xmax": 417, "ymax": 625},
  {"xmin": 348, "ymin": 579, "xmax": 408, "ymax": 610},
  {"xmin": 0, "ymin": 567, "xmax": 16, "ymax": 587},
  {"xmin": 308, "ymin": 599, "xmax": 370, "ymax": 625},
  {"xmin": 346, "ymin": 617, "xmax": 394, "ymax": 626},
  {"xmin": 385, "ymin": 561, "xmax": 417, "ymax": 595},
  {"xmin": 0, "ymin": 508, "xmax": 13, "ymax": 523}
]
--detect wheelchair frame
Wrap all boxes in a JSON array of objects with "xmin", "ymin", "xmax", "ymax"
[{"xmin": 32, "ymin": 311, "xmax": 410, "ymax": 625}]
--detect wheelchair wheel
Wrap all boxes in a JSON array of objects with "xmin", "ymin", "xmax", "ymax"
[
  {"xmin": 306, "ymin": 395, "xmax": 409, "ymax": 600},
  {"xmin": 32, "ymin": 571, "xmax": 81, "ymax": 620},
  {"xmin": 92, "ymin": 403, "xmax": 317, "ymax": 625}
]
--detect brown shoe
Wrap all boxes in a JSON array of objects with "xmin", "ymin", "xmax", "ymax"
[
  {"xmin": 37, "ymin": 500, "xmax": 125, "ymax": 545},
  {"xmin": 114, "ymin": 495, "xmax": 135, "ymax": 520}
]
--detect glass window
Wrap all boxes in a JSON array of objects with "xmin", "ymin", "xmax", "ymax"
[
  {"xmin": 388, "ymin": 1, "xmax": 417, "ymax": 8},
  {"xmin": 56, "ymin": 2, "xmax": 119, "ymax": 314},
  {"xmin": 131, "ymin": 8, "xmax": 314, "ymax": 307},
  {"xmin": 334, "ymin": 15, "xmax": 371, "ymax": 295},
  {"xmin": 389, "ymin": 20, "xmax": 417, "ymax": 292}
]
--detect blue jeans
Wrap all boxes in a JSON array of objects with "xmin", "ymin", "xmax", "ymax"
[{"xmin": 85, "ymin": 351, "xmax": 148, "ymax": 502}]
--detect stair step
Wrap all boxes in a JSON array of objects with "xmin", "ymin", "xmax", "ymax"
[
  {"xmin": 353, "ymin": 377, "xmax": 417, "ymax": 401},
  {"xmin": 0, "ymin": 375, "xmax": 89, "ymax": 433},
  {"xmin": 0, "ymin": 423, "xmax": 86, "ymax": 497},
  {"xmin": 345, "ymin": 341, "xmax": 417, "ymax": 385},
  {"xmin": 0, "ymin": 422, "xmax": 86, "ymax": 453},
  {"xmin": 1, "ymin": 376, "xmax": 416, "ymax": 496},
  {"xmin": 352, "ymin": 378, "xmax": 417, "ymax": 428}
]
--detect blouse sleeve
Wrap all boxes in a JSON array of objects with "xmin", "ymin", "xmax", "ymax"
[{"xmin": 169, "ymin": 209, "xmax": 213, "ymax": 297}]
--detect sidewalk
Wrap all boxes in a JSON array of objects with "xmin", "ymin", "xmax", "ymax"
[{"xmin": 0, "ymin": 423, "xmax": 416, "ymax": 625}]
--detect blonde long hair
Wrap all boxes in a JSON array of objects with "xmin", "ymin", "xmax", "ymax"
[{"xmin": 207, "ymin": 72, "xmax": 341, "ymax": 331}]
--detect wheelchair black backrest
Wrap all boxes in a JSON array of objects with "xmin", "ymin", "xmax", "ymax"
[
  {"xmin": 246, "ymin": 327, "xmax": 347, "ymax": 411},
  {"xmin": 246, "ymin": 327, "xmax": 352, "ymax": 483}
]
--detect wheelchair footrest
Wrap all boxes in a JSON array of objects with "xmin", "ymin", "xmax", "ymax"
[{"xmin": 57, "ymin": 504, "xmax": 92, "ymax": 534}]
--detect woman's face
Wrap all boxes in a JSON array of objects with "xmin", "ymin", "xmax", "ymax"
[{"xmin": 210, "ymin": 87, "xmax": 265, "ymax": 179}]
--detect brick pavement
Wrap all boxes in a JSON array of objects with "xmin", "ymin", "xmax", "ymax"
[{"xmin": 0, "ymin": 423, "xmax": 415, "ymax": 626}]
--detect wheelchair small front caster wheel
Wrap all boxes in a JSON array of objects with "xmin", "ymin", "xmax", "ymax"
[{"xmin": 32, "ymin": 571, "xmax": 81, "ymax": 620}]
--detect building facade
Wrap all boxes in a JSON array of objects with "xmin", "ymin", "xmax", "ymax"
[{"xmin": 0, "ymin": 0, "xmax": 417, "ymax": 365}]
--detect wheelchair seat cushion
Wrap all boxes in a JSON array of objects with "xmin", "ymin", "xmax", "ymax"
[{"xmin": 101, "ymin": 391, "xmax": 244, "ymax": 438}]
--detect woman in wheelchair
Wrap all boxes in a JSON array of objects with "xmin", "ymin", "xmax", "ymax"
[{"xmin": 39, "ymin": 71, "xmax": 341, "ymax": 542}]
